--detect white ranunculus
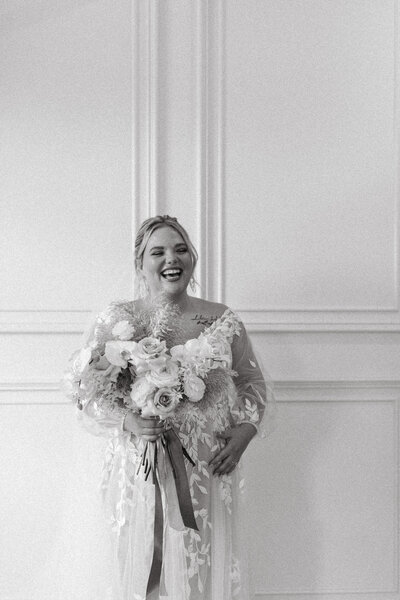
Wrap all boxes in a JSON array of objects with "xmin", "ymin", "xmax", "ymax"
[
  {"xmin": 105, "ymin": 340, "xmax": 138, "ymax": 368},
  {"xmin": 183, "ymin": 373, "xmax": 206, "ymax": 402},
  {"xmin": 146, "ymin": 360, "xmax": 180, "ymax": 388},
  {"xmin": 112, "ymin": 320, "xmax": 136, "ymax": 340}
]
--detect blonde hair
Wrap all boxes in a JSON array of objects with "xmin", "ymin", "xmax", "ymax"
[{"xmin": 134, "ymin": 215, "xmax": 199, "ymax": 297}]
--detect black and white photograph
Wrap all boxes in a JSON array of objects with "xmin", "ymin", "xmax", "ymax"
[{"xmin": 2, "ymin": 1, "xmax": 400, "ymax": 599}]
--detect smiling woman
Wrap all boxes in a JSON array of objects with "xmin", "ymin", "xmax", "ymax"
[
  {"xmin": 59, "ymin": 214, "xmax": 275, "ymax": 600},
  {"xmin": 134, "ymin": 215, "xmax": 199, "ymax": 300}
]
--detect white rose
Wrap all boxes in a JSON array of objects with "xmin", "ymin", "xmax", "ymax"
[
  {"xmin": 183, "ymin": 373, "xmax": 206, "ymax": 402},
  {"xmin": 146, "ymin": 360, "xmax": 180, "ymax": 388},
  {"xmin": 152, "ymin": 387, "xmax": 181, "ymax": 416},
  {"xmin": 130, "ymin": 337, "xmax": 168, "ymax": 374},
  {"xmin": 130, "ymin": 377, "xmax": 156, "ymax": 411},
  {"xmin": 112, "ymin": 320, "xmax": 136, "ymax": 340}
]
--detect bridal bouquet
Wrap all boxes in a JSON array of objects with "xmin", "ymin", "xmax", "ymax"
[{"xmin": 62, "ymin": 301, "xmax": 226, "ymax": 424}]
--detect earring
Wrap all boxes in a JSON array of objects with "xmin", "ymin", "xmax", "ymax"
[
  {"xmin": 190, "ymin": 276, "xmax": 198, "ymax": 292},
  {"xmin": 138, "ymin": 276, "xmax": 149, "ymax": 299}
]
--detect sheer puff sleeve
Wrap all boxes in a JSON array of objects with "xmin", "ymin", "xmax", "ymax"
[
  {"xmin": 60, "ymin": 302, "xmax": 131, "ymax": 438},
  {"xmin": 230, "ymin": 312, "xmax": 276, "ymax": 439}
]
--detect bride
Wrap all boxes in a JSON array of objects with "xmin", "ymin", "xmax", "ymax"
[{"xmin": 59, "ymin": 214, "xmax": 275, "ymax": 600}]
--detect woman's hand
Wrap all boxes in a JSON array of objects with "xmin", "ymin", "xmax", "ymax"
[
  {"xmin": 123, "ymin": 411, "xmax": 165, "ymax": 442},
  {"xmin": 208, "ymin": 423, "xmax": 257, "ymax": 476}
]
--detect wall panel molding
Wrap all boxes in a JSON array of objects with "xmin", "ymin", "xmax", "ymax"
[
  {"xmin": 215, "ymin": 0, "xmax": 400, "ymax": 332},
  {"xmin": 195, "ymin": 0, "xmax": 209, "ymax": 297},
  {"xmin": 1, "ymin": 317, "xmax": 400, "ymax": 333},
  {"xmin": 2, "ymin": 379, "xmax": 399, "ymax": 404},
  {"xmin": 2, "ymin": 318, "xmax": 400, "ymax": 335},
  {"xmin": 0, "ymin": 311, "xmax": 92, "ymax": 333},
  {"xmin": 203, "ymin": 0, "xmax": 226, "ymax": 304},
  {"xmin": 244, "ymin": 318, "xmax": 400, "ymax": 333},
  {"xmin": 255, "ymin": 593, "xmax": 400, "ymax": 600},
  {"xmin": 133, "ymin": 0, "xmax": 159, "ymax": 229}
]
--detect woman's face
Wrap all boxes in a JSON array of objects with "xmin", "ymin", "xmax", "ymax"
[{"xmin": 140, "ymin": 225, "xmax": 194, "ymax": 298}]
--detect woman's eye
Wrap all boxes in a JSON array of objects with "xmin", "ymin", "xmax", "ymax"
[
  {"xmin": 152, "ymin": 252, "xmax": 163, "ymax": 256},
  {"xmin": 178, "ymin": 248, "xmax": 188, "ymax": 253}
]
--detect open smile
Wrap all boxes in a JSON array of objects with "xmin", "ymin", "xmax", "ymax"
[{"xmin": 160, "ymin": 268, "xmax": 183, "ymax": 282}]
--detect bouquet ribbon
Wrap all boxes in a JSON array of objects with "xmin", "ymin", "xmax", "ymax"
[{"xmin": 146, "ymin": 428, "xmax": 198, "ymax": 597}]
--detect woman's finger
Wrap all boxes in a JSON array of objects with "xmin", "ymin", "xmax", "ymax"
[
  {"xmin": 139, "ymin": 416, "xmax": 162, "ymax": 426},
  {"xmin": 224, "ymin": 466, "xmax": 235, "ymax": 475},
  {"xmin": 141, "ymin": 434, "xmax": 161, "ymax": 442},
  {"xmin": 213, "ymin": 454, "xmax": 237, "ymax": 475},
  {"xmin": 141, "ymin": 424, "xmax": 165, "ymax": 433},
  {"xmin": 140, "ymin": 429, "xmax": 163, "ymax": 437},
  {"xmin": 226, "ymin": 460, "xmax": 239, "ymax": 474},
  {"xmin": 209, "ymin": 444, "xmax": 232, "ymax": 467},
  {"xmin": 214, "ymin": 455, "xmax": 235, "ymax": 475},
  {"xmin": 141, "ymin": 419, "xmax": 163, "ymax": 426}
]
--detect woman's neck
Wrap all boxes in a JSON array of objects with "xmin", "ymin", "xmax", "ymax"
[{"xmin": 146, "ymin": 291, "xmax": 193, "ymax": 314}]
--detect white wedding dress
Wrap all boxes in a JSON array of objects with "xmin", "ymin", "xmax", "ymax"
[{"xmin": 33, "ymin": 300, "xmax": 275, "ymax": 600}]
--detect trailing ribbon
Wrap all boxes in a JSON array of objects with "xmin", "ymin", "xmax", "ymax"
[
  {"xmin": 145, "ymin": 429, "xmax": 198, "ymax": 598},
  {"xmin": 163, "ymin": 428, "xmax": 198, "ymax": 531},
  {"xmin": 146, "ymin": 443, "xmax": 164, "ymax": 598}
]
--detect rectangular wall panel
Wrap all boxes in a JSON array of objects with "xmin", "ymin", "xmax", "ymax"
[
  {"xmin": 244, "ymin": 397, "xmax": 398, "ymax": 595},
  {"xmin": 222, "ymin": 0, "xmax": 399, "ymax": 324},
  {"xmin": 0, "ymin": 0, "xmax": 133, "ymax": 313}
]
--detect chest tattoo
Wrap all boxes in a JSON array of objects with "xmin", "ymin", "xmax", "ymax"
[{"xmin": 191, "ymin": 314, "xmax": 218, "ymax": 327}]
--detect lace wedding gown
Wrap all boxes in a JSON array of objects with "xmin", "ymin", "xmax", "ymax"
[{"xmin": 37, "ymin": 300, "xmax": 274, "ymax": 600}]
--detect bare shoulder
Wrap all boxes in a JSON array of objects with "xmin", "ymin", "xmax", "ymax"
[{"xmin": 190, "ymin": 297, "xmax": 229, "ymax": 318}]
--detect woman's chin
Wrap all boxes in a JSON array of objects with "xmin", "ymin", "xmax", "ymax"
[{"xmin": 160, "ymin": 278, "xmax": 188, "ymax": 296}]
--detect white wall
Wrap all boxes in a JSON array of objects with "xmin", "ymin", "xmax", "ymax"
[
  {"xmin": 1, "ymin": 1, "xmax": 400, "ymax": 599},
  {"xmin": 135, "ymin": 1, "xmax": 400, "ymax": 598},
  {"xmin": 0, "ymin": 2, "xmax": 132, "ymax": 599}
]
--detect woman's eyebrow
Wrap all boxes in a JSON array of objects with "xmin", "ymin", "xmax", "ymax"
[{"xmin": 149, "ymin": 243, "xmax": 187, "ymax": 250}]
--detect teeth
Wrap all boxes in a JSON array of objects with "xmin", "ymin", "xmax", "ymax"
[{"xmin": 162, "ymin": 269, "xmax": 181, "ymax": 275}]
